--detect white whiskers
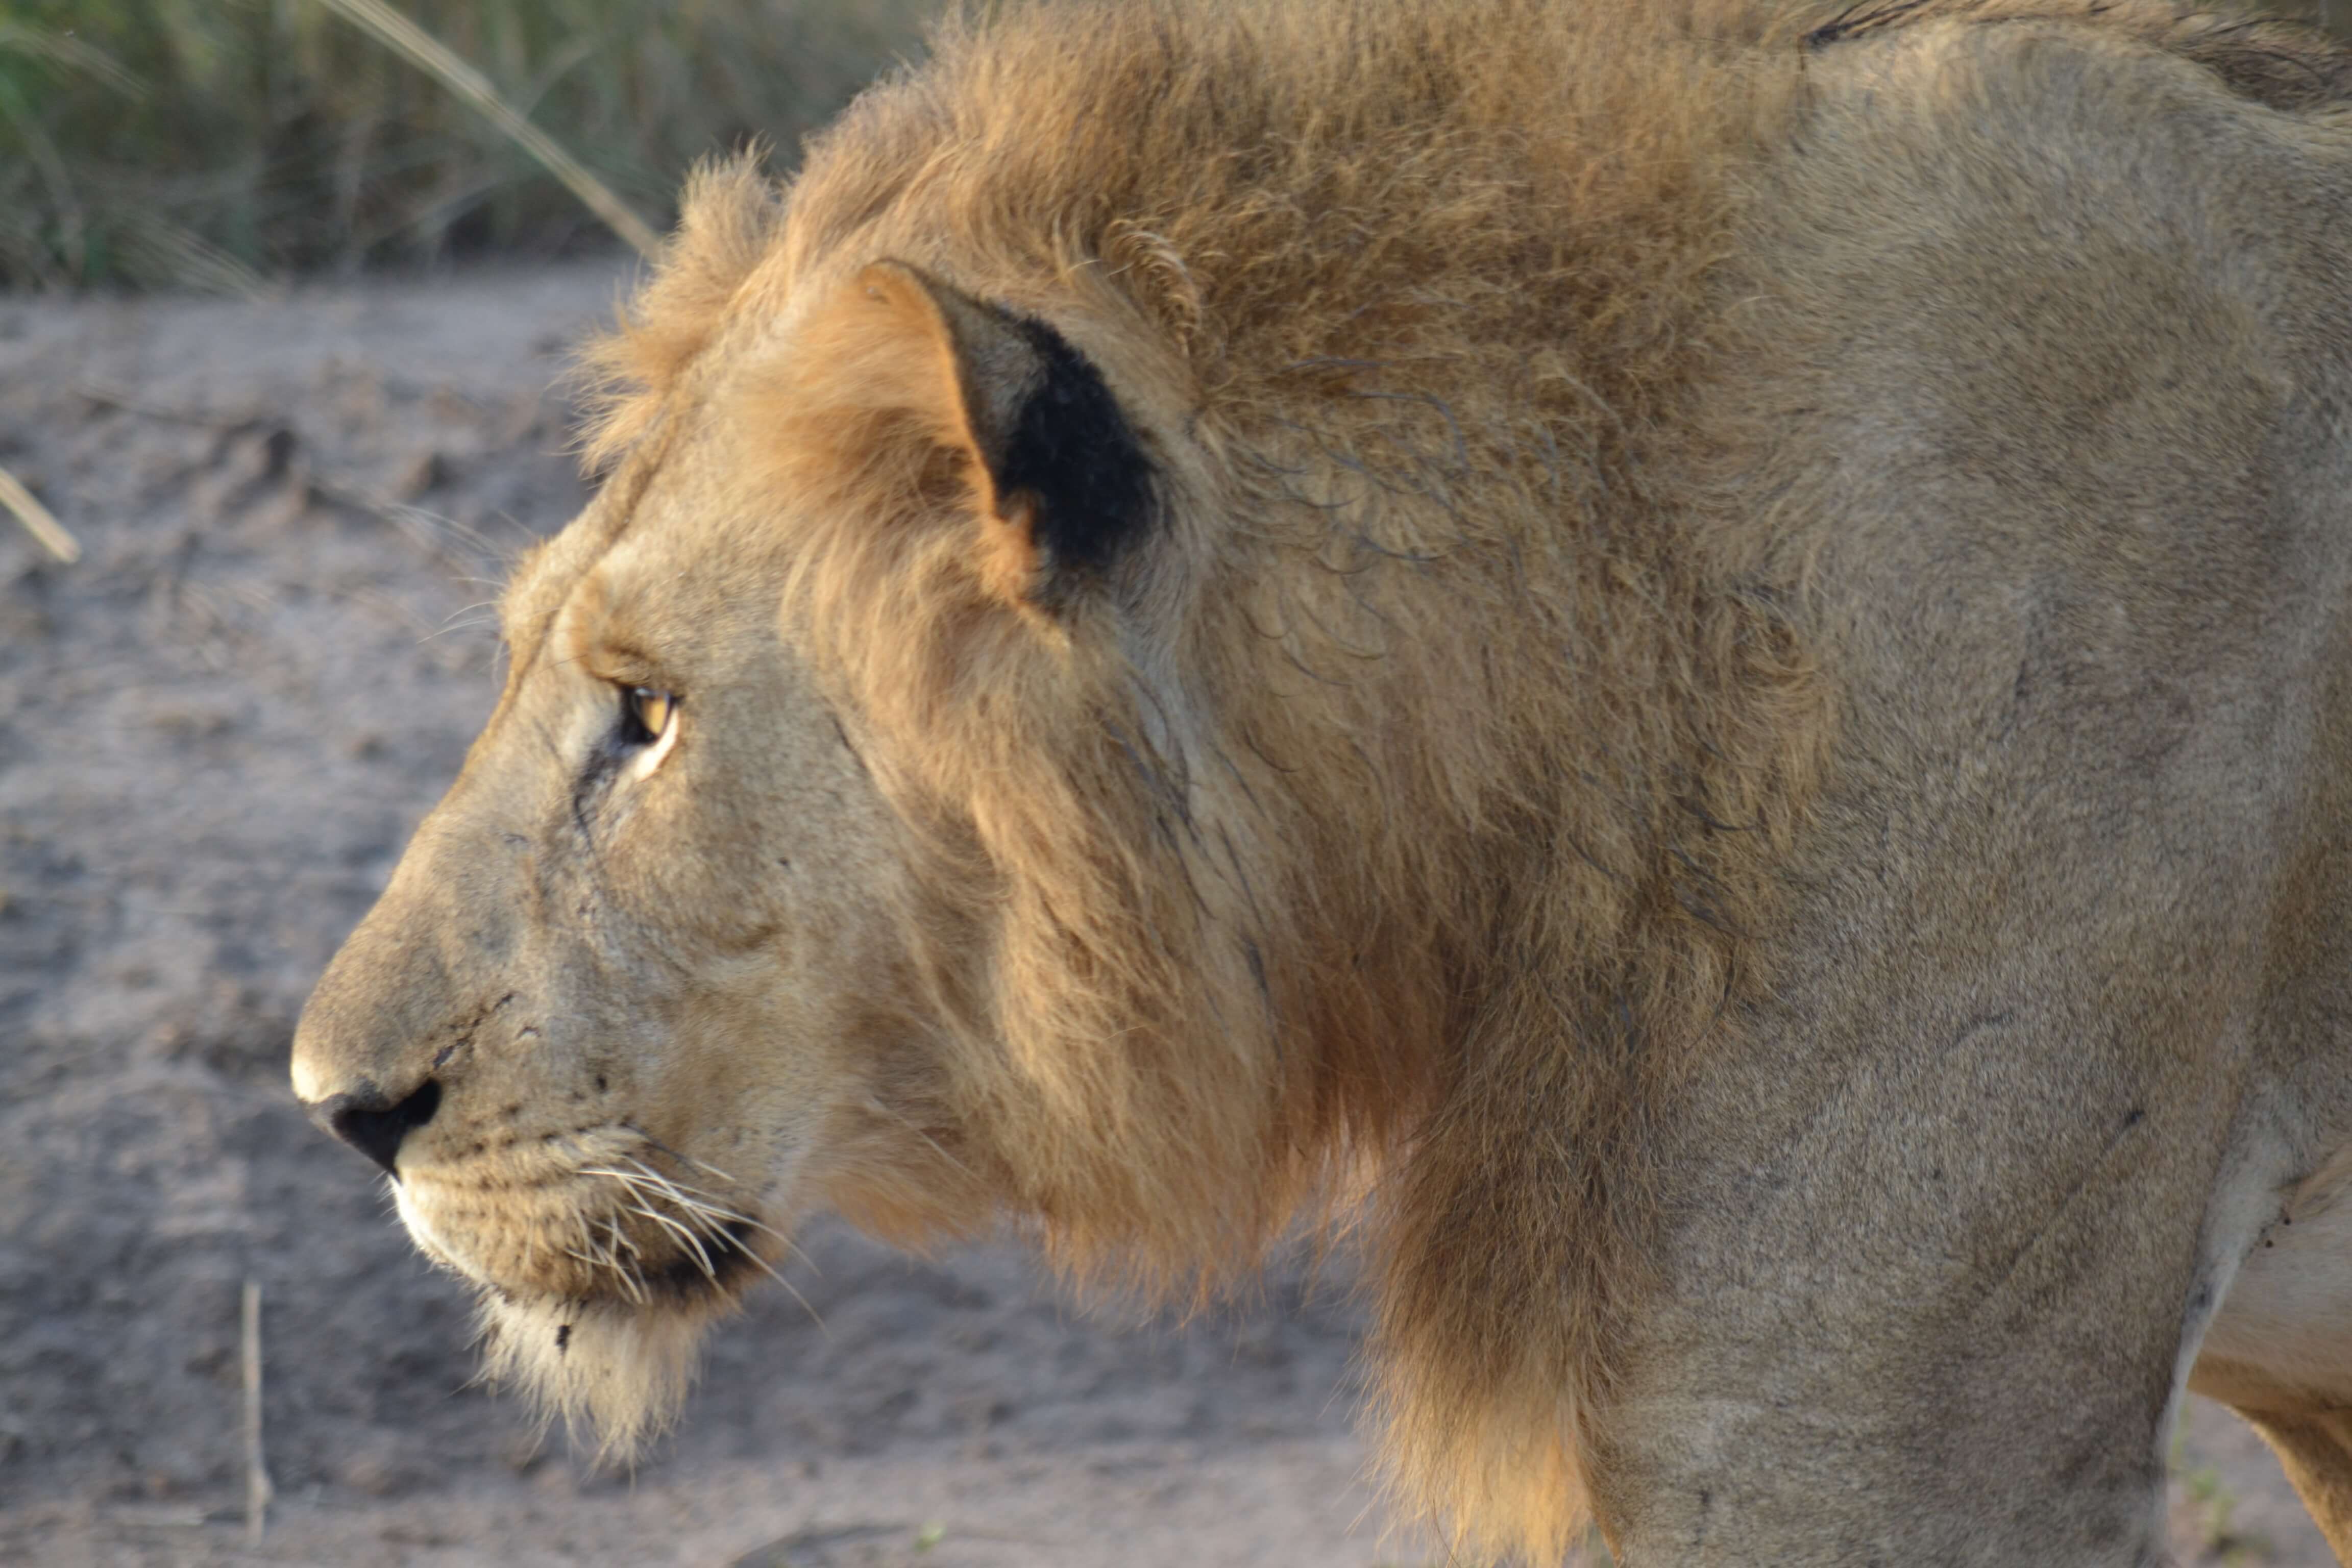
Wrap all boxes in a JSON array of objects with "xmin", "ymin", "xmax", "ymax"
[{"xmin": 573, "ymin": 1151, "xmax": 823, "ymax": 1328}]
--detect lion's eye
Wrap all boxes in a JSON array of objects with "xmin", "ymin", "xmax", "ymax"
[{"xmin": 620, "ymin": 686, "xmax": 677, "ymax": 747}]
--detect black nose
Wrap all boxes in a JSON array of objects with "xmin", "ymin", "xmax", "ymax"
[{"xmin": 309, "ymin": 1079, "xmax": 442, "ymax": 1177}]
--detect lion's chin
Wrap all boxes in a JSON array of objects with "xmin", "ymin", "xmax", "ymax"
[
  {"xmin": 395, "ymin": 1183, "xmax": 768, "ymax": 1460},
  {"xmin": 394, "ymin": 1165, "xmax": 782, "ymax": 1457},
  {"xmin": 475, "ymin": 1286, "xmax": 732, "ymax": 1461}
]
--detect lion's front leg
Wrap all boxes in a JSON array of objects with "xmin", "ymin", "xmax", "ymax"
[{"xmin": 1582, "ymin": 979, "xmax": 2278, "ymax": 1566}]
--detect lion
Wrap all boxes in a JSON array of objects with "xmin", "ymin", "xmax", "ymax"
[{"xmin": 290, "ymin": 0, "xmax": 2352, "ymax": 1560}]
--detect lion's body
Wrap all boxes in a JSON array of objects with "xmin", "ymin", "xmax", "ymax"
[{"xmin": 292, "ymin": 2, "xmax": 2352, "ymax": 1561}]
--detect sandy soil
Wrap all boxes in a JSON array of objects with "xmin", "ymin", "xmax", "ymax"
[{"xmin": 0, "ymin": 266, "xmax": 2332, "ymax": 1567}]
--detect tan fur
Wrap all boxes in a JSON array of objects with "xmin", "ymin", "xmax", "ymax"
[{"xmin": 294, "ymin": 2, "xmax": 2352, "ymax": 1561}]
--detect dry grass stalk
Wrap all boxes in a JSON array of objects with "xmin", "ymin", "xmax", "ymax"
[
  {"xmin": 241, "ymin": 1280, "xmax": 272, "ymax": 1546},
  {"xmin": 310, "ymin": 0, "xmax": 664, "ymax": 259},
  {"xmin": 0, "ymin": 463, "xmax": 79, "ymax": 564}
]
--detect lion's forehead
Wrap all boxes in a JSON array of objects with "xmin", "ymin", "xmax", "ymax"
[{"xmin": 502, "ymin": 466, "xmax": 744, "ymax": 680}]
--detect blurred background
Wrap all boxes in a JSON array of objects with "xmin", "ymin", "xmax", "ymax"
[
  {"xmin": 0, "ymin": 3, "xmax": 2345, "ymax": 1565},
  {"xmin": 0, "ymin": 0, "xmax": 934, "ymax": 290}
]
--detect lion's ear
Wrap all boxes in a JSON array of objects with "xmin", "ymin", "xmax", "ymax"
[{"xmin": 852, "ymin": 260, "xmax": 1156, "ymax": 608}]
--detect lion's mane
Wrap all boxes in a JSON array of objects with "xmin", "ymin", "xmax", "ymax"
[{"xmin": 568, "ymin": 1, "xmax": 2350, "ymax": 1554}]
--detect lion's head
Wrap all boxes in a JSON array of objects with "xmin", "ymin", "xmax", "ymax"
[{"xmin": 295, "ymin": 1, "xmax": 1832, "ymax": 1556}]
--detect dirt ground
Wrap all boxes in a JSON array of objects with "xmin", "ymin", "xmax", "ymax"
[{"xmin": 0, "ymin": 265, "xmax": 2334, "ymax": 1567}]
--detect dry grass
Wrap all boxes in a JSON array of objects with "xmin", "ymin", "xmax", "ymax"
[
  {"xmin": 314, "ymin": 0, "xmax": 664, "ymax": 259},
  {"xmin": 0, "ymin": 0, "xmax": 937, "ymax": 289},
  {"xmin": 0, "ymin": 462, "xmax": 79, "ymax": 562}
]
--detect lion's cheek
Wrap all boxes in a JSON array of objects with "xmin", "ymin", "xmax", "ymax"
[{"xmin": 629, "ymin": 879, "xmax": 937, "ymax": 1151}]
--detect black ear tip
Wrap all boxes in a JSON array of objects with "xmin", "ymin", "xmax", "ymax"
[
  {"xmin": 876, "ymin": 260, "xmax": 1161, "ymax": 591},
  {"xmin": 997, "ymin": 315, "xmax": 1158, "ymax": 579}
]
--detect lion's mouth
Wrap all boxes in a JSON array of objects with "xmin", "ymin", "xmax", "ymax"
[
  {"xmin": 633, "ymin": 1214, "xmax": 770, "ymax": 1300},
  {"xmin": 568, "ymin": 1209, "xmax": 774, "ymax": 1307},
  {"xmin": 396, "ymin": 1143, "xmax": 787, "ymax": 1309}
]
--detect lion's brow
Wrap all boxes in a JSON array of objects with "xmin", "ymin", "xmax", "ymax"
[{"xmin": 499, "ymin": 420, "xmax": 679, "ymax": 673}]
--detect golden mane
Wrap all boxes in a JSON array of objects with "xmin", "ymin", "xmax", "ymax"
[
  {"xmin": 582, "ymin": 0, "xmax": 2352, "ymax": 476},
  {"xmin": 558, "ymin": 1, "xmax": 2352, "ymax": 1556}
]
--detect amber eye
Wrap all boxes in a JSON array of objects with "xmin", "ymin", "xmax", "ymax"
[{"xmin": 620, "ymin": 686, "xmax": 676, "ymax": 746}]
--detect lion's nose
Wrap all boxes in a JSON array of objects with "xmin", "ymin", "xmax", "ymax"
[{"xmin": 307, "ymin": 1079, "xmax": 443, "ymax": 1177}]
